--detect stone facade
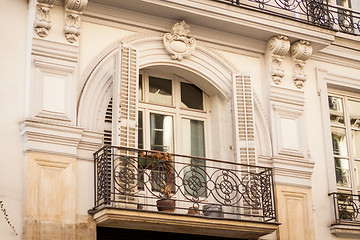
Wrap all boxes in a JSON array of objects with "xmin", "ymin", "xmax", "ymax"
[{"xmin": 1, "ymin": 0, "xmax": 360, "ymax": 239}]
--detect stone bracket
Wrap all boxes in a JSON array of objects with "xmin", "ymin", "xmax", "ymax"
[
  {"xmin": 291, "ymin": 40, "xmax": 313, "ymax": 89},
  {"xmin": 267, "ymin": 35, "xmax": 290, "ymax": 84}
]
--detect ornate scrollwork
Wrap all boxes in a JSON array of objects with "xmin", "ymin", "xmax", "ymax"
[
  {"xmin": 163, "ymin": 21, "xmax": 196, "ymax": 61},
  {"xmin": 268, "ymin": 35, "xmax": 290, "ymax": 84},
  {"xmin": 290, "ymin": 40, "xmax": 312, "ymax": 89},
  {"xmin": 93, "ymin": 146, "xmax": 276, "ymax": 221}
]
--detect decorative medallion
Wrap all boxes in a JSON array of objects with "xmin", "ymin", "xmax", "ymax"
[{"xmin": 163, "ymin": 21, "xmax": 196, "ymax": 61}]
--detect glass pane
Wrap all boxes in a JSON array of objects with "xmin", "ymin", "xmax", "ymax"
[
  {"xmin": 331, "ymin": 127, "xmax": 348, "ymax": 156},
  {"xmin": 139, "ymin": 74, "xmax": 143, "ymax": 101},
  {"xmin": 348, "ymin": 100, "xmax": 360, "ymax": 128},
  {"xmin": 328, "ymin": 96, "xmax": 345, "ymax": 125},
  {"xmin": 150, "ymin": 113, "xmax": 173, "ymax": 152},
  {"xmin": 181, "ymin": 82, "xmax": 203, "ymax": 110},
  {"xmin": 149, "ymin": 76, "xmax": 172, "ymax": 105},
  {"xmin": 138, "ymin": 111, "xmax": 143, "ymax": 149},
  {"xmin": 182, "ymin": 119, "xmax": 206, "ymax": 197},
  {"xmin": 356, "ymin": 161, "xmax": 360, "ymax": 192},
  {"xmin": 335, "ymin": 157, "xmax": 351, "ymax": 188},
  {"xmin": 352, "ymin": 130, "xmax": 360, "ymax": 159}
]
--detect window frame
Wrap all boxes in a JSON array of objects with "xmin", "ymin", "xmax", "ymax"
[{"xmin": 328, "ymin": 90, "xmax": 360, "ymax": 194}]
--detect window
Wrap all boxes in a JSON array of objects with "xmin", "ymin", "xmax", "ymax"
[
  {"xmin": 335, "ymin": 0, "xmax": 354, "ymax": 32},
  {"xmin": 137, "ymin": 71, "xmax": 209, "ymax": 194},
  {"xmin": 328, "ymin": 93, "xmax": 360, "ymax": 194}
]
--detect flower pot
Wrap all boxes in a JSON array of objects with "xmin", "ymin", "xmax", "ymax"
[
  {"xmin": 187, "ymin": 206, "xmax": 200, "ymax": 215},
  {"xmin": 156, "ymin": 199, "xmax": 175, "ymax": 212},
  {"xmin": 203, "ymin": 204, "xmax": 224, "ymax": 218}
]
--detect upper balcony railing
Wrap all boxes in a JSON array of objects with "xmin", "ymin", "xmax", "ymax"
[
  {"xmin": 90, "ymin": 146, "xmax": 276, "ymax": 223},
  {"xmin": 329, "ymin": 192, "xmax": 360, "ymax": 226},
  {"xmin": 213, "ymin": 0, "xmax": 360, "ymax": 36}
]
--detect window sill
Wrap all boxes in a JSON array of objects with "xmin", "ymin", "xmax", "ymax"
[{"xmin": 331, "ymin": 225, "xmax": 360, "ymax": 238}]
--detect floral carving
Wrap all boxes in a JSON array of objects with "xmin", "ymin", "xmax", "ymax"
[
  {"xmin": 64, "ymin": 13, "xmax": 81, "ymax": 43},
  {"xmin": 34, "ymin": 1, "xmax": 55, "ymax": 37},
  {"xmin": 267, "ymin": 35, "xmax": 290, "ymax": 84},
  {"xmin": 163, "ymin": 21, "xmax": 196, "ymax": 61},
  {"xmin": 64, "ymin": 0, "xmax": 88, "ymax": 43},
  {"xmin": 290, "ymin": 40, "xmax": 312, "ymax": 89}
]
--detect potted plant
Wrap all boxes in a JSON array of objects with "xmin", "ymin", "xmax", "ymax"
[
  {"xmin": 156, "ymin": 185, "xmax": 176, "ymax": 212},
  {"xmin": 139, "ymin": 151, "xmax": 176, "ymax": 212}
]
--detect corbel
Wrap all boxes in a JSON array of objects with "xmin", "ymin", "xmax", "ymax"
[
  {"xmin": 267, "ymin": 35, "xmax": 290, "ymax": 85},
  {"xmin": 290, "ymin": 40, "xmax": 312, "ymax": 89},
  {"xmin": 64, "ymin": 0, "xmax": 88, "ymax": 43},
  {"xmin": 34, "ymin": 0, "xmax": 56, "ymax": 37}
]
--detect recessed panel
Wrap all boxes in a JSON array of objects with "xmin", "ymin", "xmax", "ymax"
[{"xmin": 43, "ymin": 75, "xmax": 65, "ymax": 113}]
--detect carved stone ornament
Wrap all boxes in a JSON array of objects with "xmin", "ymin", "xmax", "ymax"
[
  {"xmin": 64, "ymin": 13, "xmax": 81, "ymax": 43},
  {"xmin": 268, "ymin": 35, "xmax": 290, "ymax": 85},
  {"xmin": 163, "ymin": 21, "xmax": 196, "ymax": 61},
  {"xmin": 290, "ymin": 40, "xmax": 312, "ymax": 89},
  {"xmin": 34, "ymin": 0, "xmax": 55, "ymax": 37},
  {"xmin": 64, "ymin": 0, "xmax": 88, "ymax": 43},
  {"xmin": 65, "ymin": 0, "xmax": 88, "ymax": 12}
]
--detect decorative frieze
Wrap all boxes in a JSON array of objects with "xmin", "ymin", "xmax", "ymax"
[
  {"xmin": 64, "ymin": 0, "xmax": 88, "ymax": 43},
  {"xmin": 163, "ymin": 21, "xmax": 196, "ymax": 61},
  {"xmin": 290, "ymin": 40, "xmax": 312, "ymax": 89},
  {"xmin": 268, "ymin": 35, "xmax": 290, "ymax": 84},
  {"xmin": 34, "ymin": 0, "xmax": 55, "ymax": 37}
]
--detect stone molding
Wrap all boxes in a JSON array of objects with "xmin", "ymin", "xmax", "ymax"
[
  {"xmin": 163, "ymin": 21, "xmax": 196, "ymax": 61},
  {"xmin": 290, "ymin": 40, "xmax": 312, "ymax": 89},
  {"xmin": 64, "ymin": 0, "xmax": 88, "ymax": 43},
  {"xmin": 34, "ymin": 0, "xmax": 56, "ymax": 37},
  {"xmin": 267, "ymin": 35, "xmax": 290, "ymax": 84},
  {"xmin": 20, "ymin": 119, "xmax": 103, "ymax": 158}
]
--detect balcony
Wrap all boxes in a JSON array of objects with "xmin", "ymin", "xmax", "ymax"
[
  {"xmin": 330, "ymin": 192, "xmax": 360, "ymax": 225},
  {"xmin": 89, "ymin": 146, "xmax": 278, "ymax": 239},
  {"xmin": 213, "ymin": 0, "xmax": 360, "ymax": 36}
]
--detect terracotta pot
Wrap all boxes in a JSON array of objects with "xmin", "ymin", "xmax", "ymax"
[
  {"xmin": 156, "ymin": 199, "xmax": 175, "ymax": 212},
  {"xmin": 187, "ymin": 206, "xmax": 200, "ymax": 215}
]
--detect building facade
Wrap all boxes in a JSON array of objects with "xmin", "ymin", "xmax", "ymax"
[{"xmin": 1, "ymin": 0, "xmax": 360, "ymax": 239}]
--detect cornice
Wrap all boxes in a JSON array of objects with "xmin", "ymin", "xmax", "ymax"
[
  {"xmin": 85, "ymin": 0, "xmax": 335, "ymax": 53},
  {"xmin": 20, "ymin": 119, "xmax": 103, "ymax": 157}
]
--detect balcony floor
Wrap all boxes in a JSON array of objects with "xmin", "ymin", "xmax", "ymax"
[{"xmin": 92, "ymin": 207, "xmax": 279, "ymax": 239}]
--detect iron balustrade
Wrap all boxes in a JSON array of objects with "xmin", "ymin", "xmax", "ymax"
[
  {"xmin": 213, "ymin": 0, "xmax": 360, "ymax": 35},
  {"xmin": 91, "ymin": 146, "xmax": 276, "ymax": 222},
  {"xmin": 329, "ymin": 192, "xmax": 360, "ymax": 226}
]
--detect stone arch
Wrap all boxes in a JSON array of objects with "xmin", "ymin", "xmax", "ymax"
[{"xmin": 77, "ymin": 33, "xmax": 272, "ymax": 156}]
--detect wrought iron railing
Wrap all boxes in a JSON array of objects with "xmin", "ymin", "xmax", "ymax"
[
  {"xmin": 329, "ymin": 192, "xmax": 360, "ymax": 226},
  {"xmin": 90, "ymin": 146, "xmax": 276, "ymax": 222},
  {"xmin": 213, "ymin": 0, "xmax": 360, "ymax": 35}
]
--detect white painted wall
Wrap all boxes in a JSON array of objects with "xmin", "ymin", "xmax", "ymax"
[{"xmin": 0, "ymin": 0, "xmax": 29, "ymax": 238}]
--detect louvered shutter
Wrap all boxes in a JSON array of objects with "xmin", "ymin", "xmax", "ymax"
[
  {"xmin": 113, "ymin": 44, "xmax": 138, "ymax": 149},
  {"xmin": 233, "ymin": 74, "xmax": 258, "ymax": 219},
  {"xmin": 233, "ymin": 74, "xmax": 256, "ymax": 165},
  {"xmin": 112, "ymin": 43, "xmax": 138, "ymax": 207}
]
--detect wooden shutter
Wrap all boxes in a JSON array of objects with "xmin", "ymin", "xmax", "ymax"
[
  {"xmin": 233, "ymin": 73, "xmax": 258, "ymax": 219},
  {"xmin": 113, "ymin": 44, "xmax": 138, "ymax": 149},
  {"xmin": 233, "ymin": 74, "xmax": 256, "ymax": 165}
]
